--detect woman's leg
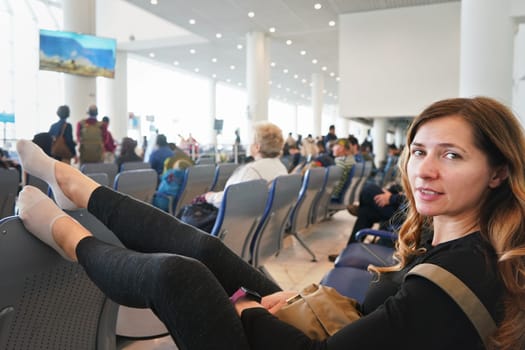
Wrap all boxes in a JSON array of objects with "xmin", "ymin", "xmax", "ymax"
[
  {"xmin": 18, "ymin": 187, "xmax": 250, "ymax": 350},
  {"xmin": 17, "ymin": 140, "xmax": 280, "ymax": 296}
]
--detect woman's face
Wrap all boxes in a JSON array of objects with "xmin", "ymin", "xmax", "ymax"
[{"xmin": 407, "ymin": 115, "xmax": 501, "ymax": 223}]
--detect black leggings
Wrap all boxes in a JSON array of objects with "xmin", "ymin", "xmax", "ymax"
[{"xmin": 76, "ymin": 186, "xmax": 281, "ymax": 350}]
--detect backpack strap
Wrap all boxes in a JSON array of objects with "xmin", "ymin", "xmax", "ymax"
[
  {"xmin": 59, "ymin": 122, "xmax": 67, "ymax": 137},
  {"xmin": 406, "ymin": 263, "xmax": 496, "ymax": 349}
]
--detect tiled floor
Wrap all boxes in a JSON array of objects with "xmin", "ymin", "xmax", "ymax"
[{"xmin": 119, "ymin": 210, "xmax": 356, "ymax": 350}]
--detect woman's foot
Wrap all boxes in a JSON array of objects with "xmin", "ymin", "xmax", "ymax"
[
  {"xmin": 16, "ymin": 140, "xmax": 76, "ymax": 209},
  {"xmin": 18, "ymin": 186, "xmax": 92, "ymax": 261},
  {"xmin": 17, "ymin": 139, "xmax": 100, "ymax": 209}
]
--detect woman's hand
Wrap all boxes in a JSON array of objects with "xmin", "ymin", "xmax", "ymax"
[
  {"xmin": 233, "ymin": 299, "xmax": 264, "ymax": 316},
  {"xmin": 261, "ymin": 290, "xmax": 299, "ymax": 314}
]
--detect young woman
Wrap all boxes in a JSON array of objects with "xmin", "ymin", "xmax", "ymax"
[{"xmin": 16, "ymin": 96, "xmax": 525, "ymax": 350}]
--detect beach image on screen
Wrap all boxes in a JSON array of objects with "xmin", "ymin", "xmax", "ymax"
[{"xmin": 39, "ymin": 29, "xmax": 116, "ymax": 78}]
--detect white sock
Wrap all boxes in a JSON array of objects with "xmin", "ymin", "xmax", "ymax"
[
  {"xmin": 18, "ymin": 185, "xmax": 72, "ymax": 261},
  {"xmin": 16, "ymin": 139, "xmax": 77, "ymax": 210}
]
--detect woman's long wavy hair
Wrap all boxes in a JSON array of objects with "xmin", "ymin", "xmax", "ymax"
[{"xmin": 372, "ymin": 97, "xmax": 525, "ymax": 350}]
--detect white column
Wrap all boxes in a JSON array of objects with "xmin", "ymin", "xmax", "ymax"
[
  {"xmin": 394, "ymin": 126, "xmax": 404, "ymax": 147},
  {"xmin": 246, "ymin": 31, "xmax": 270, "ymax": 145},
  {"xmin": 209, "ymin": 79, "xmax": 218, "ymax": 152},
  {"xmin": 63, "ymin": 0, "xmax": 97, "ymax": 129},
  {"xmin": 311, "ymin": 73, "xmax": 324, "ymax": 138},
  {"xmin": 372, "ymin": 118, "xmax": 387, "ymax": 168},
  {"xmin": 459, "ymin": 0, "xmax": 514, "ymax": 104},
  {"xmin": 98, "ymin": 51, "xmax": 128, "ymax": 143}
]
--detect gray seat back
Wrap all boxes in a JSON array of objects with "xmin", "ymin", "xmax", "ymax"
[
  {"xmin": 81, "ymin": 163, "xmax": 119, "ymax": 188},
  {"xmin": 173, "ymin": 164, "xmax": 216, "ymax": 215},
  {"xmin": 289, "ymin": 167, "xmax": 326, "ymax": 233},
  {"xmin": 252, "ymin": 174, "xmax": 302, "ymax": 268},
  {"xmin": 26, "ymin": 174, "xmax": 49, "ymax": 194},
  {"xmin": 86, "ymin": 172, "xmax": 110, "ymax": 186},
  {"xmin": 113, "ymin": 169, "xmax": 158, "ymax": 203},
  {"xmin": 312, "ymin": 165, "xmax": 343, "ymax": 223},
  {"xmin": 0, "ymin": 168, "xmax": 19, "ymax": 218},
  {"xmin": 211, "ymin": 163, "xmax": 239, "ymax": 191},
  {"xmin": 119, "ymin": 161, "xmax": 150, "ymax": 172},
  {"xmin": 66, "ymin": 209, "xmax": 169, "ymax": 341},
  {"xmin": 351, "ymin": 160, "xmax": 374, "ymax": 204},
  {"xmin": 0, "ymin": 215, "xmax": 118, "ymax": 350},
  {"xmin": 211, "ymin": 179, "xmax": 268, "ymax": 261}
]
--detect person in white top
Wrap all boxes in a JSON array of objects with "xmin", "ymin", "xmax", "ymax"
[{"xmin": 205, "ymin": 122, "xmax": 288, "ymax": 208}]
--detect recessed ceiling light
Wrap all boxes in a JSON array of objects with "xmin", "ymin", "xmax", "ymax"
[
  {"xmin": 226, "ymin": 78, "xmax": 231, "ymax": 83},
  {"xmin": 286, "ymin": 39, "xmax": 292, "ymax": 45},
  {"xmin": 189, "ymin": 18, "xmax": 196, "ymax": 25},
  {"xmin": 283, "ymin": 69, "xmax": 288, "ymax": 74},
  {"xmin": 312, "ymin": 59, "xmax": 318, "ymax": 64},
  {"xmin": 277, "ymin": 84, "xmax": 282, "ymax": 89},
  {"xmin": 309, "ymin": 83, "xmax": 313, "ymax": 87},
  {"xmin": 230, "ymin": 65, "xmax": 235, "ymax": 70},
  {"xmin": 293, "ymin": 74, "xmax": 299, "ymax": 79},
  {"xmin": 173, "ymin": 60, "xmax": 179, "ymax": 66},
  {"xmin": 189, "ymin": 49, "xmax": 196, "ymax": 54},
  {"xmin": 323, "ymin": 89, "xmax": 327, "ymax": 94},
  {"xmin": 300, "ymin": 50, "xmax": 306, "ymax": 55},
  {"xmin": 215, "ymin": 33, "xmax": 222, "ymax": 39},
  {"xmin": 237, "ymin": 44, "xmax": 243, "ymax": 50},
  {"xmin": 269, "ymin": 27, "xmax": 276, "ymax": 33},
  {"xmin": 301, "ymin": 79, "xmax": 307, "ymax": 84},
  {"xmin": 211, "ymin": 58, "xmax": 218, "ymax": 63},
  {"xmin": 329, "ymin": 20, "xmax": 336, "ymax": 27},
  {"xmin": 194, "ymin": 68, "xmax": 200, "ymax": 73},
  {"xmin": 150, "ymin": 0, "xmax": 158, "ymax": 5},
  {"xmin": 321, "ymin": 66, "xmax": 327, "ymax": 71},
  {"xmin": 336, "ymin": 77, "xmax": 340, "ymax": 81},
  {"xmin": 286, "ymin": 87, "xmax": 290, "ymax": 92},
  {"xmin": 269, "ymin": 80, "xmax": 273, "ymax": 85},
  {"xmin": 330, "ymin": 72, "xmax": 335, "ymax": 77},
  {"xmin": 149, "ymin": 52, "xmax": 155, "ymax": 58},
  {"xmin": 314, "ymin": 3, "xmax": 322, "ymax": 10},
  {"xmin": 237, "ymin": 82, "xmax": 242, "ymax": 87},
  {"xmin": 270, "ymin": 62, "xmax": 276, "ymax": 67},
  {"xmin": 212, "ymin": 74, "xmax": 217, "ymax": 78},
  {"xmin": 248, "ymin": 11, "xmax": 255, "ymax": 18}
]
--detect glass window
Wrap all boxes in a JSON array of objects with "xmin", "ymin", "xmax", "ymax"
[{"xmin": 216, "ymin": 82, "xmax": 247, "ymax": 145}]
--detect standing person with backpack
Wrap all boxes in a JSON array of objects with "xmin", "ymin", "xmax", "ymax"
[
  {"xmin": 49, "ymin": 105, "xmax": 76, "ymax": 164},
  {"xmin": 76, "ymin": 105, "xmax": 107, "ymax": 165}
]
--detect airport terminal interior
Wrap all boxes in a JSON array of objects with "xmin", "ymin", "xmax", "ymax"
[{"xmin": 2, "ymin": 0, "xmax": 525, "ymax": 349}]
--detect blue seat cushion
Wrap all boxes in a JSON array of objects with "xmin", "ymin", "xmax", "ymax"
[
  {"xmin": 320, "ymin": 267, "xmax": 374, "ymax": 304},
  {"xmin": 335, "ymin": 243, "xmax": 396, "ymax": 269}
]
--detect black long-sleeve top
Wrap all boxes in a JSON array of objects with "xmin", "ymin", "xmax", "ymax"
[{"xmin": 241, "ymin": 232, "xmax": 503, "ymax": 350}]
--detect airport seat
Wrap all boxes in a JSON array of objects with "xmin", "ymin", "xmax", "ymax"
[
  {"xmin": 211, "ymin": 179, "xmax": 268, "ymax": 261},
  {"xmin": 286, "ymin": 167, "xmax": 327, "ymax": 261},
  {"xmin": 351, "ymin": 160, "xmax": 374, "ymax": 204},
  {"xmin": 172, "ymin": 164, "xmax": 216, "ymax": 215},
  {"xmin": 311, "ymin": 165, "xmax": 343, "ymax": 224},
  {"xmin": 0, "ymin": 168, "xmax": 19, "ymax": 219},
  {"xmin": 210, "ymin": 162, "xmax": 239, "ymax": 191},
  {"xmin": 321, "ymin": 229, "xmax": 397, "ymax": 303},
  {"xmin": 0, "ymin": 214, "xmax": 119, "ymax": 350},
  {"xmin": 113, "ymin": 169, "xmax": 158, "ymax": 203},
  {"xmin": 81, "ymin": 163, "xmax": 119, "ymax": 189},
  {"xmin": 251, "ymin": 174, "xmax": 302, "ymax": 278},
  {"xmin": 327, "ymin": 161, "xmax": 364, "ymax": 213},
  {"xmin": 67, "ymin": 209, "xmax": 170, "ymax": 343},
  {"xmin": 86, "ymin": 172, "xmax": 110, "ymax": 186},
  {"xmin": 119, "ymin": 161, "xmax": 151, "ymax": 172},
  {"xmin": 26, "ymin": 173, "xmax": 49, "ymax": 194}
]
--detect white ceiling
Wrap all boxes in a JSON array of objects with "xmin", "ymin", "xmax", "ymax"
[{"xmin": 109, "ymin": 0, "xmax": 457, "ymax": 107}]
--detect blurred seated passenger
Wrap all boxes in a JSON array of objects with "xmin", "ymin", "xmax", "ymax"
[
  {"xmin": 116, "ymin": 137, "xmax": 142, "ymax": 169},
  {"xmin": 153, "ymin": 159, "xmax": 193, "ymax": 212},
  {"xmin": 204, "ymin": 121, "xmax": 287, "ymax": 208}
]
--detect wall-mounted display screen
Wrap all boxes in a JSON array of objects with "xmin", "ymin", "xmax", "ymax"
[{"xmin": 39, "ymin": 29, "xmax": 116, "ymax": 78}]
